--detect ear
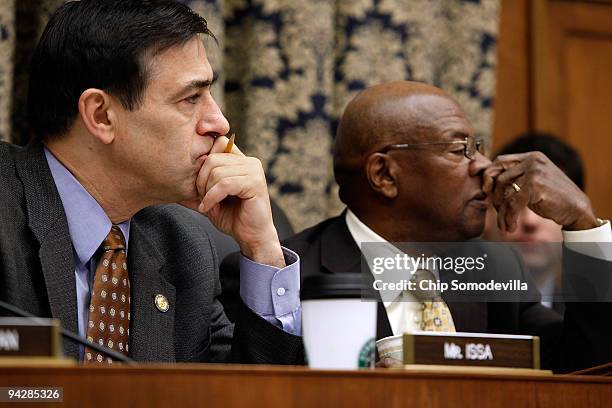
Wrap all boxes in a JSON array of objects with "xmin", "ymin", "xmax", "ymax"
[
  {"xmin": 78, "ymin": 88, "xmax": 117, "ymax": 145},
  {"xmin": 365, "ymin": 153, "xmax": 399, "ymax": 199}
]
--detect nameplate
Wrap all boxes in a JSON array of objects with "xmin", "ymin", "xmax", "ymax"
[
  {"xmin": 0, "ymin": 318, "xmax": 62, "ymax": 357},
  {"xmin": 403, "ymin": 332, "xmax": 540, "ymax": 369}
]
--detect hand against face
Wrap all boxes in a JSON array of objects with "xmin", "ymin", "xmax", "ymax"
[
  {"xmin": 180, "ymin": 136, "xmax": 285, "ymax": 267},
  {"xmin": 483, "ymin": 151, "xmax": 598, "ymax": 233}
]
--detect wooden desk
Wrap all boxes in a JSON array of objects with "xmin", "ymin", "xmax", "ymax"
[{"xmin": 1, "ymin": 364, "xmax": 611, "ymax": 407}]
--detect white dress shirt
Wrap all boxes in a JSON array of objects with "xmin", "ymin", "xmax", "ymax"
[
  {"xmin": 344, "ymin": 209, "xmax": 612, "ymax": 336},
  {"xmin": 345, "ymin": 210, "xmax": 422, "ymax": 335}
]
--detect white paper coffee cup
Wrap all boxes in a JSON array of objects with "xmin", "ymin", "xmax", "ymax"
[{"xmin": 301, "ymin": 274, "xmax": 377, "ymax": 369}]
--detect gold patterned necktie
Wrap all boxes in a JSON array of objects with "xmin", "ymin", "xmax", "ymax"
[
  {"xmin": 411, "ymin": 269, "xmax": 456, "ymax": 332},
  {"xmin": 84, "ymin": 225, "xmax": 131, "ymax": 364}
]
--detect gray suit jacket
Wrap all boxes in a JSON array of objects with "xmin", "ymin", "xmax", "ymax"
[{"xmin": 0, "ymin": 141, "xmax": 303, "ymax": 363}]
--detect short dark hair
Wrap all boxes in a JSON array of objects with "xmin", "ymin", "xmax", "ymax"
[
  {"xmin": 496, "ymin": 132, "xmax": 585, "ymax": 190},
  {"xmin": 27, "ymin": 0, "xmax": 214, "ymax": 138}
]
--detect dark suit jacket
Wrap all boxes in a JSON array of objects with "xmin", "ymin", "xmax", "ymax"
[
  {"xmin": 283, "ymin": 212, "xmax": 612, "ymax": 372},
  {"xmin": 0, "ymin": 141, "xmax": 303, "ymax": 363}
]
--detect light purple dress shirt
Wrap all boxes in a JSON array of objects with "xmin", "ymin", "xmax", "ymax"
[{"xmin": 44, "ymin": 148, "xmax": 301, "ymax": 356}]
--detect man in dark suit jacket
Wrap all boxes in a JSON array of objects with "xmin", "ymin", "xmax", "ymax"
[
  {"xmin": 283, "ymin": 81, "xmax": 612, "ymax": 372},
  {"xmin": 0, "ymin": 0, "xmax": 302, "ymax": 364}
]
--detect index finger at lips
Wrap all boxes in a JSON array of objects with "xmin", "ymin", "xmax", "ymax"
[
  {"xmin": 196, "ymin": 153, "xmax": 253, "ymax": 198},
  {"xmin": 482, "ymin": 166, "xmax": 503, "ymax": 194},
  {"xmin": 496, "ymin": 191, "xmax": 523, "ymax": 233},
  {"xmin": 495, "ymin": 152, "xmax": 533, "ymax": 164},
  {"xmin": 490, "ymin": 162, "xmax": 526, "ymax": 207},
  {"xmin": 503, "ymin": 179, "xmax": 529, "ymax": 233},
  {"xmin": 482, "ymin": 156, "xmax": 520, "ymax": 193},
  {"xmin": 195, "ymin": 154, "xmax": 234, "ymax": 196},
  {"xmin": 495, "ymin": 161, "xmax": 526, "ymax": 189},
  {"xmin": 209, "ymin": 135, "xmax": 245, "ymax": 157}
]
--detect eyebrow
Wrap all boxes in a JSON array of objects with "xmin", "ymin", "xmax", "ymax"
[{"xmin": 170, "ymin": 72, "xmax": 218, "ymax": 101}]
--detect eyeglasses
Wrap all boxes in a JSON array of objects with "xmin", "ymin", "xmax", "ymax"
[{"xmin": 378, "ymin": 137, "xmax": 483, "ymax": 161}]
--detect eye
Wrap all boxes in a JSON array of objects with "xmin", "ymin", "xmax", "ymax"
[{"xmin": 184, "ymin": 93, "xmax": 201, "ymax": 104}]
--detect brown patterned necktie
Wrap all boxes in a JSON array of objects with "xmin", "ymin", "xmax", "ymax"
[
  {"xmin": 411, "ymin": 269, "xmax": 456, "ymax": 332},
  {"xmin": 84, "ymin": 225, "xmax": 131, "ymax": 364}
]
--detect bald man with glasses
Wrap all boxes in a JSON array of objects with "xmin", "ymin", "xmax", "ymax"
[{"xmin": 280, "ymin": 81, "xmax": 612, "ymax": 372}]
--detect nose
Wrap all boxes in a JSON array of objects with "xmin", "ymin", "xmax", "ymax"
[
  {"xmin": 195, "ymin": 94, "xmax": 231, "ymax": 138},
  {"xmin": 469, "ymin": 150, "xmax": 492, "ymax": 178}
]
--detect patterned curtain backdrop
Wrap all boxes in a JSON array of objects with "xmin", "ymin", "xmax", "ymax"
[
  {"xmin": 0, "ymin": 1, "xmax": 14, "ymax": 143},
  {"xmin": 0, "ymin": 0, "xmax": 65, "ymax": 145},
  {"xmin": 0, "ymin": 0, "xmax": 500, "ymax": 232}
]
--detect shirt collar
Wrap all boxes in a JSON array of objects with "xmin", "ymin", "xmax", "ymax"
[
  {"xmin": 344, "ymin": 209, "xmax": 441, "ymax": 307},
  {"xmin": 345, "ymin": 208, "xmax": 389, "ymax": 247},
  {"xmin": 44, "ymin": 147, "xmax": 130, "ymax": 267},
  {"xmin": 345, "ymin": 209, "xmax": 404, "ymax": 304}
]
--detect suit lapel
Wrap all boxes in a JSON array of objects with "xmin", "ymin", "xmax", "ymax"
[
  {"xmin": 320, "ymin": 214, "xmax": 362, "ymax": 274},
  {"xmin": 15, "ymin": 144, "xmax": 178, "ymax": 361},
  {"xmin": 15, "ymin": 143, "xmax": 79, "ymax": 359},
  {"xmin": 127, "ymin": 217, "xmax": 176, "ymax": 362},
  {"xmin": 318, "ymin": 215, "xmax": 394, "ymax": 340}
]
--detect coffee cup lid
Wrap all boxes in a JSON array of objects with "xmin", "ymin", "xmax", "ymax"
[{"xmin": 300, "ymin": 273, "xmax": 376, "ymax": 300}]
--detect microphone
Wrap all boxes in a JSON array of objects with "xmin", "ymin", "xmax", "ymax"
[{"xmin": 0, "ymin": 299, "xmax": 134, "ymax": 364}]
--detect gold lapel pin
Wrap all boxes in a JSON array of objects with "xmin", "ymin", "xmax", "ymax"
[{"xmin": 155, "ymin": 294, "xmax": 169, "ymax": 313}]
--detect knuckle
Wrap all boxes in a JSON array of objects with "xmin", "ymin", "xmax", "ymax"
[
  {"xmin": 528, "ymin": 173, "xmax": 543, "ymax": 190},
  {"xmin": 249, "ymin": 156, "xmax": 263, "ymax": 168},
  {"xmin": 525, "ymin": 165, "xmax": 540, "ymax": 179},
  {"xmin": 207, "ymin": 155, "xmax": 220, "ymax": 166},
  {"xmin": 530, "ymin": 151, "xmax": 548, "ymax": 164},
  {"xmin": 494, "ymin": 154, "xmax": 508, "ymax": 163},
  {"xmin": 574, "ymin": 195, "xmax": 591, "ymax": 212},
  {"xmin": 497, "ymin": 173, "xmax": 510, "ymax": 185},
  {"xmin": 209, "ymin": 167, "xmax": 219, "ymax": 180},
  {"xmin": 218, "ymin": 177, "xmax": 232, "ymax": 188},
  {"xmin": 531, "ymin": 166, "xmax": 542, "ymax": 176}
]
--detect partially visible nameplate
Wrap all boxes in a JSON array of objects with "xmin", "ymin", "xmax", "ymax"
[
  {"xmin": 403, "ymin": 332, "xmax": 540, "ymax": 369},
  {"xmin": 0, "ymin": 318, "xmax": 62, "ymax": 357},
  {"xmin": 377, "ymin": 331, "xmax": 540, "ymax": 369}
]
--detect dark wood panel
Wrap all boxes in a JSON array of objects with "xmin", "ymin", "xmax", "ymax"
[
  {"xmin": 495, "ymin": 0, "xmax": 612, "ymax": 217},
  {"xmin": 492, "ymin": 0, "xmax": 531, "ymax": 154},
  {"xmin": 0, "ymin": 364, "xmax": 611, "ymax": 408},
  {"xmin": 532, "ymin": 0, "xmax": 612, "ymax": 218},
  {"xmin": 565, "ymin": 35, "xmax": 612, "ymax": 219}
]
